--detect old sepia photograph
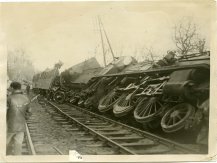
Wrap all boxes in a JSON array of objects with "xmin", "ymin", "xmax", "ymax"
[{"xmin": 1, "ymin": 0, "xmax": 216, "ymax": 162}]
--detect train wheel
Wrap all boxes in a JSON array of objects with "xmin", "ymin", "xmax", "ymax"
[
  {"xmin": 54, "ymin": 91, "xmax": 65, "ymax": 104},
  {"xmin": 161, "ymin": 103, "xmax": 195, "ymax": 133},
  {"xmin": 98, "ymin": 91, "xmax": 121, "ymax": 112},
  {"xmin": 134, "ymin": 97, "xmax": 164, "ymax": 124},
  {"xmin": 113, "ymin": 93, "xmax": 138, "ymax": 117}
]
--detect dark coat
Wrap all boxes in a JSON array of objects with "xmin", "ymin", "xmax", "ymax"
[{"xmin": 7, "ymin": 90, "xmax": 31, "ymax": 132}]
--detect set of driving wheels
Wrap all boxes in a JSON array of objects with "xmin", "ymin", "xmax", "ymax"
[
  {"xmin": 98, "ymin": 90, "xmax": 197, "ymax": 133},
  {"xmin": 53, "ymin": 89, "xmax": 197, "ymax": 133},
  {"xmin": 99, "ymin": 91, "xmax": 139, "ymax": 117},
  {"xmin": 134, "ymin": 99, "xmax": 196, "ymax": 133}
]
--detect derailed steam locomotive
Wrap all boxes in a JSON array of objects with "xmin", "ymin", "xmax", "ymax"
[{"xmin": 33, "ymin": 51, "xmax": 210, "ymax": 136}]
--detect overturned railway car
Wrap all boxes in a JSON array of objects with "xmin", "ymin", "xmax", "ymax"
[
  {"xmin": 78, "ymin": 51, "xmax": 210, "ymax": 136},
  {"xmin": 33, "ymin": 56, "xmax": 137, "ymax": 104},
  {"xmin": 52, "ymin": 57, "xmax": 103, "ymax": 103},
  {"xmin": 54, "ymin": 56, "xmax": 136, "ymax": 104},
  {"xmin": 32, "ymin": 63, "xmax": 62, "ymax": 96},
  {"xmin": 68, "ymin": 56, "xmax": 138, "ymax": 106}
]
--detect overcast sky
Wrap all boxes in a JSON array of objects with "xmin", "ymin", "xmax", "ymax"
[{"xmin": 2, "ymin": 1, "xmax": 215, "ymax": 72}]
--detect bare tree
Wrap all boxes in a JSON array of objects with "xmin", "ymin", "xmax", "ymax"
[
  {"xmin": 174, "ymin": 19, "xmax": 197, "ymax": 55},
  {"xmin": 173, "ymin": 18, "xmax": 207, "ymax": 55},
  {"xmin": 7, "ymin": 49, "xmax": 35, "ymax": 82},
  {"xmin": 195, "ymin": 38, "xmax": 206, "ymax": 53}
]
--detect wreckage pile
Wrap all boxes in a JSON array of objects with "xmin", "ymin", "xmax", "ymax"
[{"xmin": 32, "ymin": 51, "xmax": 209, "ymax": 142}]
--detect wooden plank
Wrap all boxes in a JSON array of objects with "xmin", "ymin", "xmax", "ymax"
[
  {"xmin": 74, "ymin": 118, "xmax": 85, "ymax": 120},
  {"xmin": 94, "ymin": 128, "xmax": 119, "ymax": 131},
  {"xmin": 87, "ymin": 125, "xmax": 112, "ymax": 128},
  {"xmin": 120, "ymin": 142, "xmax": 156, "ymax": 147},
  {"xmin": 109, "ymin": 136, "xmax": 143, "ymax": 140},
  {"xmin": 76, "ymin": 138, "xmax": 95, "ymax": 141},
  {"xmin": 62, "ymin": 124, "xmax": 75, "ymax": 127},
  {"xmin": 101, "ymin": 132, "xmax": 128, "ymax": 136},
  {"xmin": 84, "ymin": 122, "xmax": 108, "ymax": 125},
  {"xmin": 85, "ymin": 144, "xmax": 106, "ymax": 147},
  {"xmin": 53, "ymin": 117, "xmax": 66, "ymax": 120},
  {"xmin": 66, "ymin": 128, "xmax": 79, "ymax": 131}
]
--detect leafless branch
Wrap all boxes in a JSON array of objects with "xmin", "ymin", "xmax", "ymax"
[{"xmin": 173, "ymin": 19, "xmax": 202, "ymax": 55}]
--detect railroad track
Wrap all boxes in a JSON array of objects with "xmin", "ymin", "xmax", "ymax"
[
  {"xmin": 43, "ymin": 99, "xmax": 202, "ymax": 155},
  {"xmin": 22, "ymin": 117, "xmax": 64, "ymax": 155},
  {"xmin": 21, "ymin": 94, "xmax": 63, "ymax": 155}
]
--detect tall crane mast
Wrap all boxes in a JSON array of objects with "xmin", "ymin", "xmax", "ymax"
[
  {"xmin": 98, "ymin": 16, "xmax": 115, "ymax": 67},
  {"xmin": 98, "ymin": 16, "xmax": 107, "ymax": 67}
]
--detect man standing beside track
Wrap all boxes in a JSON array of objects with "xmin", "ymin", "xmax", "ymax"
[
  {"xmin": 26, "ymin": 84, "xmax": 30, "ymax": 96},
  {"xmin": 7, "ymin": 82, "xmax": 32, "ymax": 155}
]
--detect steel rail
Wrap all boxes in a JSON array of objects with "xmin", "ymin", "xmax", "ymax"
[
  {"xmin": 48, "ymin": 101, "xmax": 136, "ymax": 155},
  {"xmin": 53, "ymin": 147, "xmax": 64, "ymax": 155},
  {"xmin": 25, "ymin": 115, "xmax": 65, "ymax": 155},
  {"xmin": 25, "ymin": 123, "xmax": 36, "ymax": 155},
  {"xmin": 46, "ymin": 99, "xmax": 200, "ymax": 154},
  {"xmin": 69, "ymin": 104, "xmax": 200, "ymax": 154}
]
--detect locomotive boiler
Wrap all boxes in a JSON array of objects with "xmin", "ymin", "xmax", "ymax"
[{"xmin": 84, "ymin": 51, "xmax": 210, "ymax": 135}]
